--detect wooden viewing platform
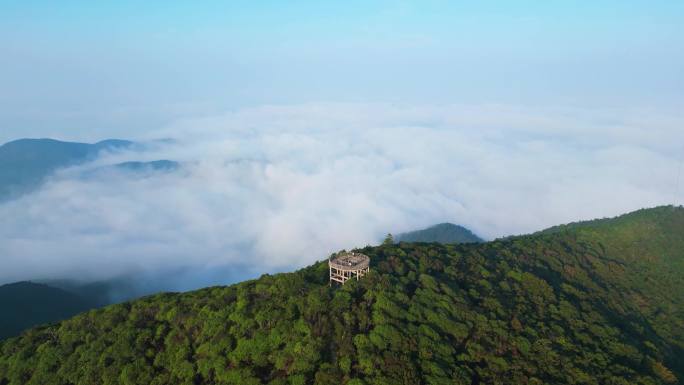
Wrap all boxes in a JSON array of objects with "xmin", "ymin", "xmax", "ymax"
[{"xmin": 329, "ymin": 251, "xmax": 370, "ymax": 284}]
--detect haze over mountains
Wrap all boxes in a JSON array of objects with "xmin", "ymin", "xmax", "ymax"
[
  {"xmin": 1, "ymin": 206, "xmax": 682, "ymax": 384},
  {"xmin": 1, "ymin": 120, "xmax": 682, "ymax": 308},
  {"xmin": 2, "ymin": 104, "xmax": 681, "ymax": 298}
]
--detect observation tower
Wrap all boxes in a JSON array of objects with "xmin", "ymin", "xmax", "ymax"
[{"xmin": 329, "ymin": 251, "xmax": 370, "ymax": 284}]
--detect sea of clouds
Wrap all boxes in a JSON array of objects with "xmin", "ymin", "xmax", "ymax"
[{"xmin": 1, "ymin": 103, "xmax": 682, "ymax": 294}]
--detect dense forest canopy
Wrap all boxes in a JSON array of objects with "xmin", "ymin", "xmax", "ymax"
[{"xmin": 1, "ymin": 206, "xmax": 682, "ymax": 384}]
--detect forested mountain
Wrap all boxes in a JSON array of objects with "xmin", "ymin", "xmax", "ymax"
[
  {"xmin": 0, "ymin": 282, "xmax": 98, "ymax": 341},
  {"xmin": 396, "ymin": 223, "xmax": 483, "ymax": 244},
  {"xmin": 0, "ymin": 138, "xmax": 132, "ymax": 200},
  {"xmin": 1, "ymin": 206, "xmax": 682, "ymax": 384}
]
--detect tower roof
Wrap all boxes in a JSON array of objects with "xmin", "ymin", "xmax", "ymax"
[{"xmin": 329, "ymin": 251, "xmax": 370, "ymax": 271}]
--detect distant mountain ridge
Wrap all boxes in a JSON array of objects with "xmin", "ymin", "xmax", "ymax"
[
  {"xmin": 0, "ymin": 282, "xmax": 98, "ymax": 340},
  {"xmin": 0, "ymin": 138, "xmax": 178, "ymax": 200},
  {"xmin": 0, "ymin": 138, "xmax": 133, "ymax": 200},
  {"xmin": 396, "ymin": 222, "xmax": 483, "ymax": 243}
]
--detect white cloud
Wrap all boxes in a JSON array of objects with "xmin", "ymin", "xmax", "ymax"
[{"xmin": 1, "ymin": 103, "xmax": 682, "ymax": 290}]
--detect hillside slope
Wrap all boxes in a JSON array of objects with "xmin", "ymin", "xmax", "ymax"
[
  {"xmin": 1, "ymin": 207, "xmax": 683, "ymax": 384},
  {"xmin": 0, "ymin": 282, "xmax": 98, "ymax": 340},
  {"xmin": 396, "ymin": 223, "xmax": 483, "ymax": 244}
]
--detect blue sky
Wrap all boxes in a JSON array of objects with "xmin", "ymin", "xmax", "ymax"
[{"xmin": 1, "ymin": 1, "xmax": 682, "ymax": 140}]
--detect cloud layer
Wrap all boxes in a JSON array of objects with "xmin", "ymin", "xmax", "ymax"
[{"xmin": 1, "ymin": 103, "xmax": 683, "ymax": 290}]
